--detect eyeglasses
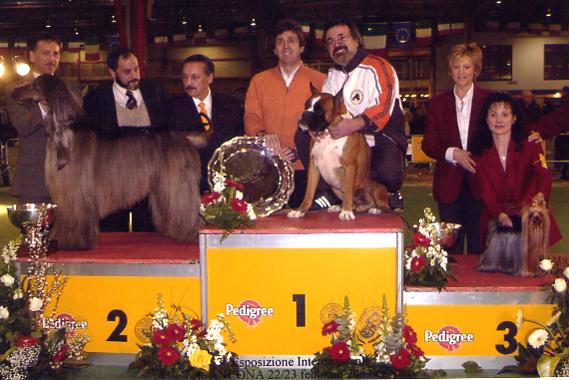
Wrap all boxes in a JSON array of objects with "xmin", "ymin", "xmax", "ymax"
[{"xmin": 325, "ymin": 34, "xmax": 352, "ymax": 47}]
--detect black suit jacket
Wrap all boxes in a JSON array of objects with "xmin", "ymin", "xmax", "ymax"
[
  {"xmin": 83, "ymin": 80, "xmax": 166, "ymax": 137},
  {"xmin": 167, "ymin": 92, "xmax": 244, "ymax": 192}
]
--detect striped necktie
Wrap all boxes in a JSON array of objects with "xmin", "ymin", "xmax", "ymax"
[
  {"xmin": 125, "ymin": 90, "xmax": 138, "ymax": 110},
  {"xmin": 198, "ymin": 102, "xmax": 211, "ymax": 131}
]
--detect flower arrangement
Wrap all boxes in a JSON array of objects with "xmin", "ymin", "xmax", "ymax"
[
  {"xmin": 508, "ymin": 259, "xmax": 569, "ymax": 377},
  {"xmin": 404, "ymin": 207, "xmax": 454, "ymax": 291},
  {"xmin": 200, "ymin": 167, "xmax": 256, "ymax": 240},
  {"xmin": 129, "ymin": 294, "xmax": 239, "ymax": 378},
  {"xmin": 311, "ymin": 296, "xmax": 427, "ymax": 378},
  {"xmin": 0, "ymin": 213, "xmax": 89, "ymax": 380}
]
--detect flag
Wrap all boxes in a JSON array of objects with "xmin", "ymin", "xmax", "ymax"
[
  {"xmin": 450, "ymin": 22, "xmax": 465, "ymax": 36},
  {"xmin": 301, "ymin": 22, "xmax": 310, "ymax": 38},
  {"xmin": 234, "ymin": 26, "xmax": 248, "ymax": 36},
  {"xmin": 85, "ymin": 37, "xmax": 99, "ymax": 61},
  {"xmin": 0, "ymin": 40, "xmax": 8, "ymax": 49},
  {"xmin": 193, "ymin": 31, "xmax": 207, "ymax": 43},
  {"xmin": 506, "ymin": 22, "xmax": 521, "ymax": 32},
  {"xmin": 361, "ymin": 23, "xmax": 387, "ymax": 56},
  {"xmin": 437, "ymin": 23, "xmax": 450, "ymax": 37},
  {"xmin": 391, "ymin": 22, "xmax": 413, "ymax": 49},
  {"xmin": 172, "ymin": 33, "xmax": 187, "ymax": 44},
  {"xmin": 415, "ymin": 20, "xmax": 432, "ymax": 47},
  {"xmin": 67, "ymin": 41, "xmax": 83, "ymax": 52},
  {"xmin": 14, "ymin": 40, "xmax": 27, "ymax": 48},
  {"xmin": 154, "ymin": 36, "xmax": 168, "ymax": 47},
  {"xmin": 528, "ymin": 23, "xmax": 544, "ymax": 33},
  {"xmin": 214, "ymin": 29, "xmax": 228, "ymax": 40},
  {"xmin": 486, "ymin": 20, "xmax": 499, "ymax": 31},
  {"xmin": 314, "ymin": 23, "xmax": 325, "ymax": 47},
  {"xmin": 548, "ymin": 24, "xmax": 562, "ymax": 36}
]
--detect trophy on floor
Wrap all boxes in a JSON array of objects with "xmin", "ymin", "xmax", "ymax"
[{"xmin": 7, "ymin": 203, "xmax": 58, "ymax": 255}]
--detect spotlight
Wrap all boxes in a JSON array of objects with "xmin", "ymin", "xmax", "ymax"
[
  {"xmin": 545, "ymin": 8, "xmax": 552, "ymax": 18},
  {"xmin": 198, "ymin": 24, "xmax": 203, "ymax": 32},
  {"xmin": 182, "ymin": 16, "xmax": 188, "ymax": 25},
  {"xmin": 46, "ymin": 20, "xmax": 52, "ymax": 28},
  {"xmin": 111, "ymin": 14, "xmax": 117, "ymax": 24},
  {"xmin": 13, "ymin": 56, "xmax": 30, "ymax": 77},
  {"xmin": 250, "ymin": 18, "xmax": 256, "ymax": 27}
]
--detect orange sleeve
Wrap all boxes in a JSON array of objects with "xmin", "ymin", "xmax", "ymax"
[
  {"xmin": 244, "ymin": 75, "xmax": 265, "ymax": 136},
  {"xmin": 362, "ymin": 56, "xmax": 397, "ymax": 130}
]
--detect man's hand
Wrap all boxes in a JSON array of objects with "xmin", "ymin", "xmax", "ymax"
[
  {"xmin": 452, "ymin": 149, "xmax": 476, "ymax": 173},
  {"xmin": 329, "ymin": 117, "xmax": 365, "ymax": 139},
  {"xmin": 498, "ymin": 212, "xmax": 513, "ymax": 228},
  {"xmin": 280, "ymin": 146, "xmax": 298, "ymax": 163}
]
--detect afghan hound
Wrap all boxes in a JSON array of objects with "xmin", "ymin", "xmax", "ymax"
[{"xmin": 13, "ymin": 75, "xmax": 204, "ymax": 250}]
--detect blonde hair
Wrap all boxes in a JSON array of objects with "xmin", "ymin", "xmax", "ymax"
[{"xmin": 448, "ymin": 42, "xmax": 483, "ymax": 77}]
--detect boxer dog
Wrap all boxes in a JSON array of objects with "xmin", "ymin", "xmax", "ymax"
[{"xmin": 288, "ymin": 84, "xmax": 388, "ymax": 220}]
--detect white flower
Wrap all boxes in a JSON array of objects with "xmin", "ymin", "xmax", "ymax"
[
  {"xmin": 12, "ymin": 288, "xmax": 23, "ymax": 300},
  {"xmin": 515, "ymin": 310, "xmax": 524, "ymax": 329},
  {"xmin": 247, "ymin": 204, "xmax": 257, "ymax": 221},
  {"xmin": 564, "ymin": 266, "xmax": 569, "ymax": 279},
  {"xmin": 29, "ymin": 297, "xmax": 43, "ymax": 312},
  {"xmin": 539, "ymin": 259, "xmax": 554, "ymax": 272},
  {"xmin": 553, "ymin": 278, "xmax": 567, "ymax": 293},
  {"xmin": 0, "ymin": 306, "xmax": 9, "ymax": 319},
  {"xmin": 213, "ymin": 180, "xmax": 225, "ymax": 193},
  {"xmin": 0, "ymin": 274, "xmax": 14, "ymax": 287},
  {"xmin": 546, "ymin": 311, "xmax": 561, "ymax": 327},
  {"xmin": 527, "ymin": 329, "xmax": 549, "ymax": 348},
  {"xmin": 235, "ymin": 190, "xmax": 243, "ymax": 200}
]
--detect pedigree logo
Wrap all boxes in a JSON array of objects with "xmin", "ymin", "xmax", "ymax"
[
  {"xmin": 41, "ymin": 313, "xmax": 88, "ymax": 337},
  {"xmin": 424, "ymin": 325, "xmax": 474, "ymax": 351},
  {"xmin": 226, "ymin": 300, "xmax": 274, "ymax": 326}
]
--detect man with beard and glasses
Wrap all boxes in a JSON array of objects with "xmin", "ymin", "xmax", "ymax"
[
  {"xmin": 296, "ymin": 19, "xmax": 406, "ymax": 210},
  {"xmin": 244, "ymin": 19, "xmax": 325, "ymax": 208},
  {"xmin": 167, "ymin": 54, "xmax": 243, "ymax": 193},
  {"xmin": 6, "ymin": 33, "xmax": 81, "ymax": 203},
  {"xmin": 83, "ymin": 47, "xmax": 166, "ymax": 232}
]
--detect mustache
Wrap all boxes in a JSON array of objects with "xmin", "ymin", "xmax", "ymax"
[
  {"xmin": 333, "ymin": 45, "xmax": 347, "ymax": 55},
  {"xmin": 185, "ymin": 85, "xmax": 196, "ymax": 91}
]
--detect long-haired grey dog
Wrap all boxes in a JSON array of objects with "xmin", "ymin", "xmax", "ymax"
[{"xmin": 13, "ymin": 75, "xmax": 204, "ymax": 250}]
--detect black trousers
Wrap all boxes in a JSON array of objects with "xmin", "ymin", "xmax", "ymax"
[
  {"xmin": 294, "ymin": 128, "xmax": 405, "ymax": 194},
  {"xmin": 438, "ymin": 176, "xmax": 483, "ymax": 254}
]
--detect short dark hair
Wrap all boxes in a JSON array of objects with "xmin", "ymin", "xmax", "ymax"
[
  {"xmin": 274, "ymin": 19, "xmax": 305, "ymax": 48},
  {"xmin": 323, "ymin": 19, "xmax": 363, "ymax": 47},
  {"xmin": 181, "ymin": 54, "xmax": 215, "ymax": 75},
  {"xmin": 107, "ymin": 47, "xmax": 136, "ymax": 71},
  {"xmin": 29, "ymin": 33, "xmax": 62, "ymax": 51}
]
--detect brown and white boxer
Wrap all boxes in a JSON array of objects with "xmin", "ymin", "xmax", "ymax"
[{"xmin": 288, "ymin": 84, "xmax": 388, "ymax": 220}]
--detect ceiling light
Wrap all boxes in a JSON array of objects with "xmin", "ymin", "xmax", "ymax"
[
  {"xmin": 46, "ymin": 20, "xmax": 52, "ymax": 28},
  {"xmin": 495, "ymin": 0, "xmax": 502, "ymax": 4},
  {"xmin": 182, "ymin": 17, "xmax": 188, "ymax": 25},
  {"xmin": 250, "ymin": 18, "xmax": 256, "ymax": 27},
  {"xmin": 111, "ymin": 14, "xmax": 117, "ymax": 23},
  {"xmin": 545, "ymin": 8, "xmax": 552, "ymax": 17},
  {"xmin": 198, "ymin": 24, "xmax": 203, "ymax": 32}
]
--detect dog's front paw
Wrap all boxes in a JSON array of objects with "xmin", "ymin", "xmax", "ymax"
[
  {"xmin": 339, "ymin": 210, "xmax": 355, "ymax": 220},
  {"xmin": 368, "ymin": 208, "xmax": 382, "ymax": 215},
  {"xmin": 327, "ymin": 205, "xmax": 342, "ymax": 213},
  {"xmin": 287, "ymin": 209, "xmax": 306, "ymax": 219}
]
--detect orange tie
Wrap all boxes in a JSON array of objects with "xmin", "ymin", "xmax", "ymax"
[{"xmin": 198, "ymin": 102, "xmax": 211, "ymax": 131}]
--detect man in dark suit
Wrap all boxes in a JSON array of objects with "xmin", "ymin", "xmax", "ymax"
[
  {"xmin": 83, "ymin": 47, "xmax": 166, "ymax": 231},
  {"xmin": 5, "ymin": 33, "xmax": 80, "ymax": 203},
  {"xmin": 167, "ymin": 54, "xmax": 244, "ymax": 193}
]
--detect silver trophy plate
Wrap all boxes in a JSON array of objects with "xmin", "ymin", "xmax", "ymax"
[{"xmin": 208, "ymin": 136, "xmax": 294, "ymax": 217}]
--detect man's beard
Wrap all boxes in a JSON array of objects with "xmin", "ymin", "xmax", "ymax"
[{"xmin": 116, "ymin": 76, "xmax": 140, "ymax": 91}]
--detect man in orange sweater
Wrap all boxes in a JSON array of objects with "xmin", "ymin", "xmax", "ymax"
[{"xmin": 244, "ymin": 19, "xmax": 326, "ymax": 208}]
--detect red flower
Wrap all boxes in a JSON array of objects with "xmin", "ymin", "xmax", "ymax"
[
  {"xmin": 408, "ymin": 344, "xmax": 424, "ymax": 357},
  {"xmin": 412, "ymin": 233, "xmax": 431, "ymax": 247},
  {"xmin": 410, "ymin": 256, "xmax": 427, "ymax": 273},
  {"xmin": 166, "ymin": 323, "xmax": 186, "ymax": 342},
  {"xmin": 230, "ymin": 198, "xmax": 248, "ymax": 214},
  {"xmin": 52, "ymin": 344, "xmax": 69, "ymax": 362},
  {"xmin": 16, "ymin": 336, "xmax": 39, "ymax": 348},
  {"xmin": 157, "ymin": 346, "xmax": 180, "ymax": 366},
  {"xmin": 189, "ymin": 318, "xmax": 203, "ymax": 331},
  {"xmin": 225, "ymin": 178, "xmax": 244, "ymax": 191},
  {"xmin": 152, "ymin": 329, "xmax": 173, "ymax": 346},
  {"xmin": 201, "ymin": 192, "xmax": 221, "ymax": 205},
  {"xmin": 390, "ymin": 348, "xmax": 411, "ymax": 369},
  {"xmin": 322, "ymin": 320, "xmax": 339, "ymax": 335},
  {"xmin": 329, "ymin": 341, "xmax": 350, "ymax": 363},
  {"xmin": 403, "ymin": 325, "xmax": 417, "ymax": 345}
]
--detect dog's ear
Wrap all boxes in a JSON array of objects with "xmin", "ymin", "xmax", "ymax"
[
  {"xmin": 333, "ymin": 89, "xmax": 346, "ymax": 114},
  {"xmin": 532, "ymin": 192, "xmax": 546, "ymax": 207},
  {"xmin": 309, "ymin": 82, "xmax": 320, "ymax": 97}
]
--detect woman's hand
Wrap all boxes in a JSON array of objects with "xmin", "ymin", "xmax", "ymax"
[
  {"xmin": 452, "ymin": 149, "xmax": 477, "ymax": 173},
  {"xmin": 498, "ymin": 212, "xmax": 513, "ymax": 228},
  {"xmin": 280, "ymin": 146, "xmax": 298, "ymax": 163}
]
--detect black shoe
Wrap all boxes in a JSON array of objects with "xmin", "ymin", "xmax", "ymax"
[
  {"xmin": 309, "ymin": 190, "xmax": 341, "ymax": 211},
  {"xmin": 389, "ymin": 191, "xmax": 404, "ymax": 210}
]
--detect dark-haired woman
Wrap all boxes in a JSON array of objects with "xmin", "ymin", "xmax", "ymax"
[{"xmin": 470, "ymin": 92, "xmax": 561, "ymax": 274}]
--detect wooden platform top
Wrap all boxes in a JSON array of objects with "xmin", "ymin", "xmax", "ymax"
[{"xmin": 201, "ymin": 210, "xmax": 405, "ymax": 235}]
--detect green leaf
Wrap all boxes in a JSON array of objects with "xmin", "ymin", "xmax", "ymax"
[{"xmin": 462, "ymin": 360, "xmax": 483, "ymax": 373}]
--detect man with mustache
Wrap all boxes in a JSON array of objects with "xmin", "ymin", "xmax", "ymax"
[
  {"xmin": 244, "ymin": 19, "xmax": 326, "ymax": 208},
  {"xmin": 83, "ymin": 47, "xmax": 165, "ymax": 232},
  {"xmin": 297, "ymin": 19, "xmax": 406, "ymax": 210},
  {"xmin": 166, "ymin": 54, "xmax": 243, "ymax": 193},
  {"xmin": 5, "ymin": 33, "xmax": 80, "ymax": 203}
]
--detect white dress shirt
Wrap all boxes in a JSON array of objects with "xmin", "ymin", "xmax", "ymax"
[
  {"xmin": 445, "ymin": 83, "xmax": 474, "ymax": 164},
  {"xmin": 192, "ymin": 87, "xmax": 212, "ymax": 116}
]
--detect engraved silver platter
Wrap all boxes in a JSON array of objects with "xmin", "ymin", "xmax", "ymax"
[{"xmin": 207, "ymin": 136, "xmax": 294, "ymax": 217}]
